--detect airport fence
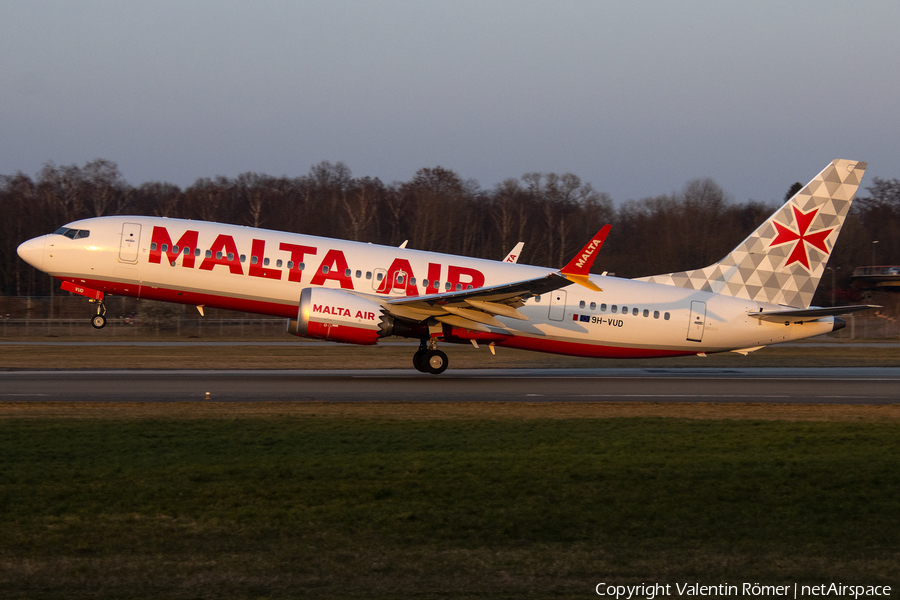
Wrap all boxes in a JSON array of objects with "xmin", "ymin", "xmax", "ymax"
[
  {"xmin": 0, "ymin": 296, "xmax": 288, "ymax": 339},
  {"xmin": 0, "ymin": 296, "xmax": 899, "ymax": 340}
]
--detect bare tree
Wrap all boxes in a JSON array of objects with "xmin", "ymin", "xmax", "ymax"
[
  {"xmin": 341, "ymin": 177, "xmax": 382, "ymax": 241},
  {"xmin": 83, "ymin": 159, "xmax": 129, "ymax": 216}
]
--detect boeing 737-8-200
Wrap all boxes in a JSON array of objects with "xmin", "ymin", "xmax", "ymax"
[{"xmin": 17, "ymin": 159, "xmax": 875, "ymax": 374}]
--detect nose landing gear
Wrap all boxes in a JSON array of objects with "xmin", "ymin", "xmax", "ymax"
[
  {"xmin": 413, "ymin": 338, "xmax": 448, "ymax": 375},
  {"xmin": 60, "ymin": 282, "xmax": 108, "ymax": 330}
]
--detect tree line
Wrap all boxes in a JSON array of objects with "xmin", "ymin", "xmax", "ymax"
[{"xmin": 2, "ymin": 159, "xmax": 898, "ymax": 306}]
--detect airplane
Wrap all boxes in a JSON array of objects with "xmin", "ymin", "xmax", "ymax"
[{"xmin": 16, "ymin": 159, "xmax": 875, "ymax": 374}]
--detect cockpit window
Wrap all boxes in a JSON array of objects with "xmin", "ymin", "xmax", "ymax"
[{"xmin": 52, "ymin": 227, "xmax": 90, "ymax": 239}]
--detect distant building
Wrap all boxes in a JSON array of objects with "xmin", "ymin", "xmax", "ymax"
[{"xmin": 851, "ymin": 266, "xmax": 900, "ymax": 291}]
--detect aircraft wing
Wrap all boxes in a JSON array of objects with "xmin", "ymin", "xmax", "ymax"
[
  {"xmin": 383, "ymin": 226, "xmax": 610, "ymax": 332},
  {"xmin": 748, "ymin": 304, "xmax": 878, "ymax": 323}
]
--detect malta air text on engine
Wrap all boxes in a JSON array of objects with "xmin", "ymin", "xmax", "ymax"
[
  {"xmin": 148, "ymin": 226, "xmax": 486, "ymax": 295},
  {"xmin": 313, "ymin": 304, "xmax": 376, "ymax": 320}
]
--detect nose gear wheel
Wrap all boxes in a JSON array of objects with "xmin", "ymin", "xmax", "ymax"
[{"xmin": 90, "ymin": 301, "xmax": 107, "ymax": 329}]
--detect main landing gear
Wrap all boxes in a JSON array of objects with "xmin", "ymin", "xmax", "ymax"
[
  {"xmin": 413, "ymin": 338, "xmax": 448, "ymax": 375},
  {"xmin": 90, "ymin": 300, "xmax": 107, "ymax": 329}
]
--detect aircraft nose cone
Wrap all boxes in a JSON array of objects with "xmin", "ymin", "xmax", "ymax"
[{"xmin": 17, "ymin": 236, "xmax": 46, "ymax": 271}]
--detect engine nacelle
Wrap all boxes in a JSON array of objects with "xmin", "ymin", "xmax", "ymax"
[{"xmin": 287, "ymin": 287, "xmax": 386, "ymax": 345}]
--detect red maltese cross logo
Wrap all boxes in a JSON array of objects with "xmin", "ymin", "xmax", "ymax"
[{"xmin": 769, "ymin": 205, "xmax": 834, "ymax": 270}]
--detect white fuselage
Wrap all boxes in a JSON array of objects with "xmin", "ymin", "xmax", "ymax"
[{"xmin": 19, "ymin": 216, "xmax": 836, "ymax": 358}]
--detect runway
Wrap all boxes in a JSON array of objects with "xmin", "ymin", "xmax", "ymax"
[{"xmin": 1, "ymin": 368, "xmax": 898, "ymax": 404}]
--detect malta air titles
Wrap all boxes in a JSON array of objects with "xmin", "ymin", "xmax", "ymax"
[
  {"xmin": 17, "ymin": 160, "xmax": 876, "ymax": 374},
  {"xmin": 148, "ymin": 225, "xmax": 487, "ymax": 295}
]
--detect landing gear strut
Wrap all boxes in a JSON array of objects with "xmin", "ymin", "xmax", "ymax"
[
  {"xmin": 90, "ymin": 300, "xmax": 107, "ymax": 329},
  {"xmin": 413, "ymin": 338, "xmax": 448, "ymax": 375}
]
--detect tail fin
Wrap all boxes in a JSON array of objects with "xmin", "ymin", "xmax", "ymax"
[{"xmin": 638, "ymin": 159, "xmax": 867, "ymax": 308}]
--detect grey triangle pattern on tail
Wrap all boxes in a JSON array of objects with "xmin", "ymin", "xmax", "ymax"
[{"xmin": 637, "ymin": 160, "xmax": 867, "ymax": 309}]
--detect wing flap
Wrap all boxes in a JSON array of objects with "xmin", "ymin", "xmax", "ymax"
[
  {"xmin": 441, "ymin": 306, "xmax": 505, "ymax": 327},
  {"xmin": 464, "ymin": 300, "xmax": 528, "ymax": 321},
  {"xmin": 434, "ymin": 314, "xmax": 492, "ymax": 333}
]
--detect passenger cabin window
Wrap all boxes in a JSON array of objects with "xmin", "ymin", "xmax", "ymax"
[
  {"xmin": 653, "ymin": 311, "xmax": 660, "ymax": 319},
  {"xmin": 600, "ymin": 303, "xmax": 607, "ymax": 311},
  {"xmin": 216, "ymin": 251, "xmax": 223, "ymax": 260},
  {"xmin": 643, "ymin": 309, "xmax": 649, "ymax": 317},
  {"xmin": 356, "ymin": 270, "xmax": 362, "ymax": 278},
  {"xmin": 611, "ymin": 305, "xmax": 617, "ymax": 313},
  {"xmin": 633, "ymin": 308, "xmax": 639, "ymax": 316},
  {"xmin": 579, "ymin": 301, "xmax": 586, "ymax": 309},
  {"xmin": 205, "ymin": 250, "xmax": 212, "ymax": 258},
  {"xmin": 664, "ymin": 312, "xmax": 671, "ymax": 320},
  {"xmin": 263, "ymin": 258, "xmax": 270, "ymax": 266},
  {"xmin": 277, "ymin": 260, "xmax": 283, "ymax": 268},
  {"xmin": 366, "ymin": 272, "xmax": 372, "ymax": 280},
  {"xmin": 251, "ymin": 256, "xmax": 259, "ymax": 265},
  {"xmin": 590, "ymin": 302, "xmax": 596, "ymax": 310}
]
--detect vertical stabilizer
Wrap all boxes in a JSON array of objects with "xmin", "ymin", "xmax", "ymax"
[{"xmin": 638, "ymin": 160, "xmax": 867, "ymax": 308}]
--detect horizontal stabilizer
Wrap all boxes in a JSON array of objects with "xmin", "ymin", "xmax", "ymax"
[{"xmin": 749, "ymin": 304, "xmax": 878, "ymax": 323}]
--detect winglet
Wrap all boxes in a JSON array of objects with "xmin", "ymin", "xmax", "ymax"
[
  {"xmin": 560, "ymin": 225, "xmax": 611, "ymax": 291},
  {"xmin": 503, "ymin": 242, "xmax": 524, "ymax": 263}
]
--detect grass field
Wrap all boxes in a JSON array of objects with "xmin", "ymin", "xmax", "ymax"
[
  {"xmin": 1, "ymin": 404, "xmax": 899, "ymax": 599},
  {"xmin": 1, "ymin": 342, "xmax": 898, "ymax": 598}
]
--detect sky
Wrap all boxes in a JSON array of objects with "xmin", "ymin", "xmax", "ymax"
[{"xmin": 2, "ymin": 0, "xmax": 899, "ymax": 205}]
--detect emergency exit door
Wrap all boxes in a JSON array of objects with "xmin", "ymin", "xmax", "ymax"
[
  {"xmin": 549, "ymin": 290, "xmax": 567, "ymax": 321},
  {"xmin": 686, "ymin": 300, "xmax": 707, "ymax": 342}
]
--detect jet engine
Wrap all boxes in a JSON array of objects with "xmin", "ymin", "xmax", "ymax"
[{"xmin": 287, "ymin": 288, "xmax": 389, "ymax": 345}]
